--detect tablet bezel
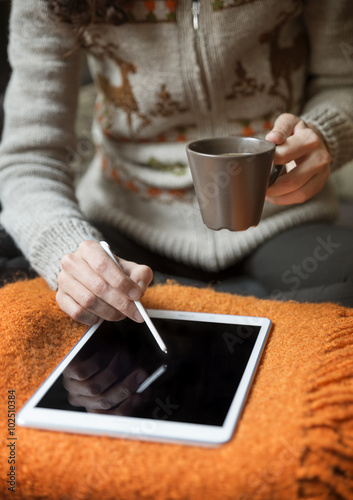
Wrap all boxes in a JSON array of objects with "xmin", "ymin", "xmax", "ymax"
[{"xmin": 17, "ymin": 310, "xmax": 271, "ymax": 447}]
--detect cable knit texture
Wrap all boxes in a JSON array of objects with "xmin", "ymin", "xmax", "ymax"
[{"xmin": 0, "ymin": 0, "xmax": 353, "ymax": 289}]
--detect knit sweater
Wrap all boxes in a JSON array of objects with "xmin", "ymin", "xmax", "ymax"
[{"xmin": 0, "ymin": 0, "xmax": 353, "ymax": 290}]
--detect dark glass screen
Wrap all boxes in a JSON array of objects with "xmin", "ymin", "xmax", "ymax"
[{"xmin": 37, "ymin": 317, "xmax": 261, "ymax": 426}]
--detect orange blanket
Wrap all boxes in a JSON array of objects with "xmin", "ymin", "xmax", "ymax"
[{"xmin": 1, "ymin": 278, "xmax": 353, "ymax": 500}]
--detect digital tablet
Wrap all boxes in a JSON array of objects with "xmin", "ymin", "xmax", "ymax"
[{"xmin": 17, "ymin": 310, "xmax": 271, "ymax": 447}]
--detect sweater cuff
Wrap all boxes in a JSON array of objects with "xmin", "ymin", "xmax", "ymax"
[
  {"xmin": 301, "ymin": 105, "xmax": 353, "ymax": 171},
  {"xmin": 30, "ymin": 219, "xmax": 104, "ymax": 290}
]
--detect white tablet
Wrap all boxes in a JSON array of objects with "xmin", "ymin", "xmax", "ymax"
[{"xmin": 17, "ymin": 310, "xmax": 271, "ymax": 447}]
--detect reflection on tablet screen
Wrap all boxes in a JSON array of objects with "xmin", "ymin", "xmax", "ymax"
[{"xmin": 37, "ymin": 318, "xmax": 260, "ymax": 427}]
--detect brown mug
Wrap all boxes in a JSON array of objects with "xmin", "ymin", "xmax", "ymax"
[{"xmin": 186, "ymin": 136, "xmax": 283, "ymax": 231}]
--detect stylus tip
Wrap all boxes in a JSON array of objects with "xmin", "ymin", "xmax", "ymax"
[{"xmin": 163, "ymin": 348, "xmax": 168, "ymax": 354}]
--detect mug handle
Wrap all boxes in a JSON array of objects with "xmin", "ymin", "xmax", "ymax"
[{"xmin": 268, "ymin": 164, "xmax": 284, "ymax": 187}]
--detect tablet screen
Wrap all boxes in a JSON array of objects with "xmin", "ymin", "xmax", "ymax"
[{"xmin": 36, "ymin": 317, "xmax": 261, "ymax": 427}]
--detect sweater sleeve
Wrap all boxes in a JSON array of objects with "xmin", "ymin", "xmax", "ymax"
[
  {"xmin": 300, "ymin": 0, "xmax": 353, "ymax": 171},
  {"xmin": 0, "ymin": 0, "xmax": 103, "ymax": 290}
]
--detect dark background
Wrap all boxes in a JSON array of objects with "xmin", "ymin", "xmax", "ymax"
[{"xmin": 0, "ymin": 0, "xmax": 11, "ymax": 139}]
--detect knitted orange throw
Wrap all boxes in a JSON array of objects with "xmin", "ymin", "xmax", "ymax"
[{"xmin": 1, "ymin": 278, "xmax": 353, "ymax": 500}]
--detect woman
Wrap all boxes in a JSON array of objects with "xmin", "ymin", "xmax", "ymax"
[{"xmin": 0, "ymin": 0, "xmax": 352, "ymax": 324}]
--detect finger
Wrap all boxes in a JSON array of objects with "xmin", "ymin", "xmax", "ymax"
[
  {"xmin": 266, "ymin": 113, "xmax": 301, "ymax": 144},
  {"xmin": 67, "ymin": 368, "xmax": 147, "ymax": 410},
  {"xmin": 267, "ymin": 151, "xmax": 331, "ymax": 198},
  {"xmin": 77, "ymin": 240, "xmax": 143, "ymax": 301},
  {"xmin": 63, "ymin": 351, "xmax": 107, "ymax": 381},
  {"xmin": 56, "ymin": 288, "xmax": 100, "ymax": 326},
  {"xmin": 119, "ymin": 259, "xmax": 153, "ymax": 294},
  {"xmin": 97, "ymin": 367, "xmax": 147, "ymax": 405},
  {"xmin": 272, "ymin": 125, "xmax": 329, "ymax": 166},
  {"xmin": 90, "ymin": 394, "xmax": 144, "ymax": 416},
  {"xmin": 63, "ymin": 350, "xmax": 135, "ymax": 395},
  {"xmin": 267, "ymin": 159, "xmax": 313, "ymax": 198},
  {"xmin": 266, "ymin": 165, "xmax": 330, "ymax": 205},
  {"xmin": 105, "ymin": 394, "xmax": 144, "ymax": 416},
  {"xmin": 57, "ymin": 270, "xmax": 132, "ymax": 323}
]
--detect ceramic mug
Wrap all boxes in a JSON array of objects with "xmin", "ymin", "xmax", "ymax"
[{"xmin": 186, "ymin": 136, "xmax": 283, "ymax": 231}]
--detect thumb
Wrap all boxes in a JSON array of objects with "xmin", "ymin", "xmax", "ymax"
[{"xmin": 266, "ymin": 113, "xmax": 301, "ymax": 145}]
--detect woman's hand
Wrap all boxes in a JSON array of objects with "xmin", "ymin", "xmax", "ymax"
[
  {"xmin": 56, "ymin": 240, "xmax": 153, "ymax": 325},
  {"xmin": 265, "ymin": 113, "xmax": 331, "ymax": 205}
]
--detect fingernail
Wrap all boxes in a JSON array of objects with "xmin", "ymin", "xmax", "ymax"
[
  {"xmin": 266, "ymin": 131, "xmax": 283, "ymax": 144},
  {"xmin": 134, "ymin": 309, "xmax": 144, "ymax": 322},
  {"xmin": 128, "ymin": 287, "xmax": 141, "ymax": 301},
  {"xmin": 138, "ymin": 280, "xmax": 147, "ymax": 294}
]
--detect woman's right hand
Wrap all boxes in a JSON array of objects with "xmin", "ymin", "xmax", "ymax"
[{"xmin": 56, "ymin": 240, "xmax": 153, "ymax": 325}]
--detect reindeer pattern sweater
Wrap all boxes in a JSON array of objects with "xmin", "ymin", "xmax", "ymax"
[{"xmin": 0, "ymin": 0, "xmax": 353, "ymax": 289}]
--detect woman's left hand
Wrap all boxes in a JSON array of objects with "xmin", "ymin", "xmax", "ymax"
[{"xmin": 265, "ymin": 113, "xmax": 331, "ymax": 205}]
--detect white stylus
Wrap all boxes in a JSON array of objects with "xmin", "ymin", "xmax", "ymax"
[{"xmin": 99, "ymin": 241, "xmax": 168, "ymax": 354}]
